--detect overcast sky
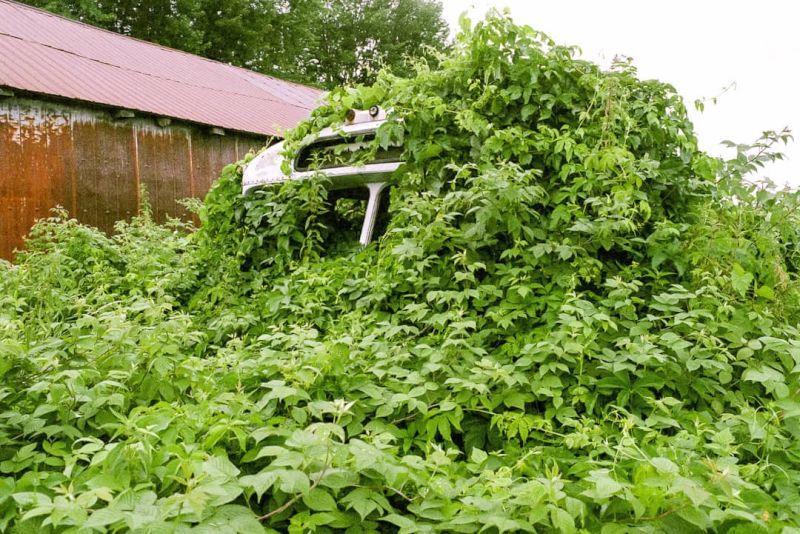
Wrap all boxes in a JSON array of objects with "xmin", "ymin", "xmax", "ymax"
[{"xmin": 439, "ymin": 0, "xmax": 800, "ymax": 187}]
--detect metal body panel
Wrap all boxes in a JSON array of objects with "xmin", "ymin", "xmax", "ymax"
[
  {"xmin": 242, "ymin": 115, "xmax": 400, "ymax": 193},
  {"xmin": 359, "ymin": 182, "xmax": 389, "ymax": 246},
  {"xmin": 242, "ymin": 110, "xmax": 403, "ymax": 245}
]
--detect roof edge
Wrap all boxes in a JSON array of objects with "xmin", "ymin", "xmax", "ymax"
[
  {"xmin": 0, "ymin": 0, "xmax": 323, "ymax": 96},
  {"xmin": 1, "ymin": 86, "xmax": 284, "ymax": 139}
]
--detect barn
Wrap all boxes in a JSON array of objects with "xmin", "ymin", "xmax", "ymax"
[{"xmin": 0, "ymin": 0, "xmax": 322, "ymax": 259}]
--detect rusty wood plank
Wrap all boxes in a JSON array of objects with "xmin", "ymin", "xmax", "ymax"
[
  {"xmin": 238, "ymin": 135, "xmax": 265, "ymax": 160},
  {"xmin": 132, "ymin": 126, "xmax": 141, "ymax": 213},
  {"xmin": 136, "ymin": 127, "xmax": 192, "ymax": 222},
  {"xmin": 221, "ymin": 136, "xmax": 240, "ymax": 167},
  {"xmin": 190, "ymin": 135, "xmax": 218, "ymax": 198},
  {"xmin": 2, "ymin": 100, "xmax": 75, "ymax": 259},
  {"xmin": 191, "ymin": 134, "xmax": 248, "ymax": 200},
  {"xmin": 0, "ymin": 101, "xmax": 57, "ymax": 258},
  {"xmin": 72, "ymin": 118, "xmax": 137, "ymax": 233},
  {"xmin": 18, "ymin": 101, "xmax": 49, "ymax": 225},
  {"xmin": 0, "ymin": 97, "xmax": 269, "ymax": 260},
  {"xmin": 44, "ymin": 105, "xmax": 76, "ymax": 216},
  {"xmin": 187, "ymin": 134, "xmax": 195, "ymax": 199},
  {"xmin": 0, "ymin": 102, "xmax": 24, "ymax": 259}
]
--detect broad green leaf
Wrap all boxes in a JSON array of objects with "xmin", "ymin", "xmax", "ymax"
[
  {"xmin": 302, "ymin": 488, "xmax": 337, "ymax": 512},
  {"xmin": 84, "ymin": 508, "xmax": 126, "ymax": 529},
  {"xmin": 239, "ymin": 471, "xmax": 279, "ymax": 500},
  {"xmin": 277, "ymin": 469, "xmax": 310, "ymax": 494},
  {"xmin": 731, "ymin": 264, "xmax": 753, "ymax": 297}
]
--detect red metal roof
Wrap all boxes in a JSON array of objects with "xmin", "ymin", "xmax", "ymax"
[{"xmin": 0, "ymin": 0, "xmax": 322, "ymax": 136}]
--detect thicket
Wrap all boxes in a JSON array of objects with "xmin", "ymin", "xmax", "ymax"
[{"xmin": 2, "ymin": 13, "xmax": 800, "ymax": 533}]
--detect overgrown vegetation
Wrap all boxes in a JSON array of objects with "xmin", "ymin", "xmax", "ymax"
[{"xmin": 2, "ymin": 13, "xmax": 800, "ymax": 533}]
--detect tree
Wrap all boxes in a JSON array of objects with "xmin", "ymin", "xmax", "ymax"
[
  {"xmin": 194, "ymin": 0, "xmax": 279, "ymax": 67},
  {"xmin": 287, "ymin": 0, "xmax": 448, "ymax": 87},
  {"xmin": 27, "ymin": 0, "xmax": 208, "ymax": 52},
  {"xmin": 20, "ymin": 0, "xmax": 449, "ymax": 88}
]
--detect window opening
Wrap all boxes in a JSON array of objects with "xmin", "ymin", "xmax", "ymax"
[
  {"xmin": 322, "ymin": 183, "xmax": 390, "ymax": 253},
  {"xmin": 295, "ymin": 134, "xmax": 403, "ymax": 172}
]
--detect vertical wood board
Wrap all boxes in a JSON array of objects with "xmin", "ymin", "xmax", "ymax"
[
  {"xmin": 136, "ymin": 127, "xmax": 192, "ymax": 222},
  {"xmin": 0, "ymin": 97, "xmax": 268, "ymax": 260},
  {"xmin": 72, "ymin": 117, "xmax": 138, "ymax": 233}
]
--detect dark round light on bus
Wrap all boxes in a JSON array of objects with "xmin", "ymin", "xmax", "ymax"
[
  {"xmin": 345, "ymin": 109, "xmax": 356, "ymax": 122},
  {"xmin": 369, "ymin": 106, "xmax": 380, "ymax": 118}
]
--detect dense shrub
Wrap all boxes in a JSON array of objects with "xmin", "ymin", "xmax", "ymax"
[{"xmin": 2, "ymin": 12, "xmax": 800, "ymax": 533}]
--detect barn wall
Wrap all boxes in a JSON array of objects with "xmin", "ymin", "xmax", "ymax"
[{"xmin": 0, "ymin": 96, "xmax": 266, "ymax": 259}]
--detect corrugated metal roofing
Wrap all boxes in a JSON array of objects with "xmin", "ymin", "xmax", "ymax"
[{"xmin": 0, "ymin": 0, "xmax": 323, "ymax": 136}]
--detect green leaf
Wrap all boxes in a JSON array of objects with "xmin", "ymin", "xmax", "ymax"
[
  {"xmin": 502, "ymin": 391, "xmax": 527, "ymax": 409},
  {"xmin": 550, "ymin": 506, "xmax": 576, "ymax": 533},
  {"xmin": 239, "ymin": 471, "xmax": 279, "ymax": 500},
  {"xmin": 470, "ymin": 448, "xmax": 488, "ymax": 464},
  {"xmin": 341, "ymin": 488, "xmax": 386, "ymax": 520},
  {"xmin": 84, "ymin": 508, "xmax": 127, "ymax": 529},
  {"xmin": 670, "ymin": 477, "xmax": 711, "ymax": 507},
  {"xmin": 583, "ymin": 469, "xmax": 624, "ymax": 500},
  {"xmin": 197, "ymin": 505, "xmax": 265, "ymax": 533},
  {"xmin": 756, "ymin": 285, "xmax": 775, "ymax": 300},
  {"xmin": 302, "ymin": 488, "xmax": 337, "ymax": 512},
  {"xmin": 731, "ymin": 263, "xmax": 753, "ymax": 297},
  {"xmin": 651, "ymin": 457, "xmax": 679, "ymax": 475},
  {"xmin": 742, "ymin": 366, "xmax": 784, "ymax": 385},
  {"xmin": 277, "ymin": 470, "xmax": 310, "ymax": 494}
]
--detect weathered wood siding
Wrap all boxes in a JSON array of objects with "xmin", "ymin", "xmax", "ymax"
[{"xmin": 0, "ymin": 96, "xmax": 265, "ymax": 259}]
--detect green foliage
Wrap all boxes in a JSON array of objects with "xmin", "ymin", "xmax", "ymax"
[
  {"xmin": 3, "ymin": 12, "xmax": 800, "ymax": 533},
  {"xmin": 299, "ymin": 0, "xmax": 450, "ymax": 87},
  {"xmin": 20, "ymin": 0, "xmax": 449, "ymax": 88}
]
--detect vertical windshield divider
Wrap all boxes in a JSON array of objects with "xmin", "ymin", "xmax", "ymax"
[{"xmin": 359, "ymin": 182, "xmax": 389, "ymax": 246}]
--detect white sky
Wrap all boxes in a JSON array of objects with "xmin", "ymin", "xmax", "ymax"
[{"xmin": 440, "ymin": 0, "xmax": 800, "ymax": 187}]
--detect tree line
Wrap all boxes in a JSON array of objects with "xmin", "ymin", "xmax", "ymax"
[{"xmin": 22, "ymin": 0, "xmax": 449, "ymax": 88}]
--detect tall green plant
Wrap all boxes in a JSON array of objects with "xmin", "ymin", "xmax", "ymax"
[{"xmin": 2, "ymin": 12, "xmax": 800, "ymax": 533}]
